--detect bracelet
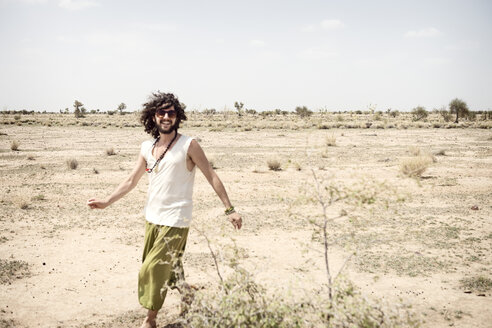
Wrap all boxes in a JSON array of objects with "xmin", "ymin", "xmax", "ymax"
[{"xmin": 225, "ymin": 206, "xmax": 235, "ymax": 215}]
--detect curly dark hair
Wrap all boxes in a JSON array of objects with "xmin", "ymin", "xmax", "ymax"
[{"xmin": 140, "ymin": 91, "xmax": 187, "ymax": 138}]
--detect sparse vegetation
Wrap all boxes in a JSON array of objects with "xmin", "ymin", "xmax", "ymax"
[
  {"xmin": 66, "ymin": 158, "xmax": 79, "ymax": 170},
  {"xmin": 106, "ymin": 147, "xmax": 116, "ymax": 156},
  {"xmin": 325, "ymin": 134, "xmax": 336, "ymax": 146},
  {"xmin": 234, "ymin": 101, "xmax": 244, "ymax": 117},
  {"xmin": 400, "ymin": 155, "xmax": 433, "ymax": 178},
  {"xmin": 0, "ymin": 259, "xmax": 31, "ymax": 284},
  {"xmin": 412, "ymin": 106, "xmax": 428, "ymax": 121},
  {"xmin": 0, "ymin": 114, "xmax": 490, "ymax": 327},
  {"xmin": 434, "ymin": 149, "xmax": 446, "ymax": 156},
  {"xmin": 117, "ymin": 102, "xmax": 127, "ymax": 115},
  {"xmin": 267, "ymin": 159, "xmax": 282, "ymax": 171},
  {"xmin": 31, "ymin": 194, "xmax": 45, "ymax": 201},
  {"xmin": 460, "ymin": 276, "xmax": 492, "ymax": 293},
  {"xmin": 10, "ymin": 140, "xmax": 19, "ymax": 151},
  {"xmin": 209, "ymin": 159, "xmax": 217, "ymax": 169},
  {"xmin": 294, "ymin": 106, "xmax": 313, "ymax": 118},
  {"xmin": 408, "ymin": 146, "xmax": 421, "ymax": 156},
  {"xmin": 73, "ymin": 100, "xmax": 86, "ymax": 118},
  {"xmin": 449, "ymin": 98, "xmax": 469, "ymax": 123}
]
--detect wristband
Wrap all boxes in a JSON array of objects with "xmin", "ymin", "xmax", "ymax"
[{"xmin": 225, "ymin": 206, "xmax": 235, "ymax": 215}]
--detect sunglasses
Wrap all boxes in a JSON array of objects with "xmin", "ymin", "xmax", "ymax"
[{"xmin": 155, "ymin": 108, "xmax": 177, "ymax": 119}]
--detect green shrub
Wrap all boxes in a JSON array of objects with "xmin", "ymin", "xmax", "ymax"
[
  {"xmin": 411, "ymin": 106, "xmax": 428, "ymax": 121},
  {"xmin": 295, "ymin": 106, "xmax": 313, "ymax": 118}
]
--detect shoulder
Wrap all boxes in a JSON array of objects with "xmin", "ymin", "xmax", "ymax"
[
  {"xmin": 186, "ymin": 137, "xmax": 203, "ymax": 156},
  {"xmin": 141, "ymin": 139, "xmax": 154, "ymax": 149},
  {"xmin": 140, "ymin": 139, "xmax": 155, "ymax": 155},
  {"xmin": 180, "ymin": 134, "xmax": 196, "ymax": 147}
]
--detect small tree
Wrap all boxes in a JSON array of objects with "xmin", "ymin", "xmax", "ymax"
[
  {"xmin": 73, "ymin": 100, "xmax": 84, "ymax": 118},
  {"xmin": 411, "ymin": 106, "xmax": 428, "ymax": 121},
  {"xmin": 295, "ymin": 106, "xmax": 313, "ymax": 118},
  {"xmin": 117, "ymin": 102, "xmax": 127, "ymax": 115},
  {"xmin": 234, "ymin": 101, "xmax": 244, "ymax": 117},
  {"xmin": 438, "ymin": 109, "xmax": 453, "ymax": 122},
  {"xmin": 449, "ymin": 98, "xmax": 469, "ymax": 123}
]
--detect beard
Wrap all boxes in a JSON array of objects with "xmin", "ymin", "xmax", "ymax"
[{"xmin": 156, "ymin": 119, "xmax": 178, "ymax": 134}]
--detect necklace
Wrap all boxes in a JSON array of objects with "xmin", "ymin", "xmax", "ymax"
[{"xmin": 146, "ymin": 131, "xmax": 178, "ymax": 174}]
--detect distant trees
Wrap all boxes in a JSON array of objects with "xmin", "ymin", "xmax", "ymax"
[
  {"xmin": 295, "ymin": 106, "xmax": 313, "ymax": 118},
  {"xmin": 73, "ymin": 100, "xmax": 86, "ymax": 118},
  {"xmin": 411, "ymin": 106, "xmax": 428, "ymax": 121},
  {"xmin": 449, "ymin": 98, "xmax": 469, "ymax": 123},
  {"xmin": 117, "ymin": 103, "xmax": 127, "ymax": 115},
  {"xmin": 234, "ymin": 101, "xmax": 244, "ymax": 117}
]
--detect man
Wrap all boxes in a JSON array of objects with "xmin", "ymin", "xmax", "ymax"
[{"xmin": 87, "ymin": 91, "xmax": 242, "ymax": 328}]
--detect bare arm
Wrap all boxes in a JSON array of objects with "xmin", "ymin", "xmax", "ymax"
[
  {"xmin": 188, "ymin": 139, "xmax": 242, "ymax": 229},
  {"xmin": 87, "ymin": 154, "xmax": 147, "ymax": 209}
]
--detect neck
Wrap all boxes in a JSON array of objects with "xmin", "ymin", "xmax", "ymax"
[{"xmin": 158, "ymin": 129, "xmax": 177, "ymax": 144}]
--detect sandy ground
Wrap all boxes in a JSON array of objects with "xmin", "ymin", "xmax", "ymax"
[{"xmin": 0, "ymin": 121, "xmax": 491, "ymax": 327}]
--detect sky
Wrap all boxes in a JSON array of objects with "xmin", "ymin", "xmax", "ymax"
[{"xmin": 1, "ymin": 0, "xmax": 491, "ymax": 112}]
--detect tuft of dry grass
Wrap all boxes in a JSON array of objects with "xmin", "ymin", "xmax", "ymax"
[
  {"xmin": 26, "ymin": 154, "xmax": 35, "ymax": 160},
  {"xmin": 208, "ymin": 159, "xmax": 218, "ymax": 169},
  {"xmin": 10, "ymin": 140, "xmax": 19, "ymax": 151},
  {"xmin": 267, "ymin": 159, "xmax": 282, "ymax": 171},
  {"xmin": 66, "ymin": 158, "xmax": 78, "ymax": 170},
  {"xmin": 31, "ymin": 194, "xmax": 45, "ymax": 201},
  {"xmin": 408, "ymin": 146, "xmax": 421, "ymax": 156},
  {"xmin": 460, "ymin": 276, "xmax": 492, "ymax": 293},
  {"xmin": 400, "ymin": 155, "xmax": 434, "ymax": 178},
  {"xmin": 0, "ymin": 259, "xmax": 31, "ymax": 284},
  {"xmin": 325, "ymin": 134, "xmax": 336, "ymax": 146},
  {"xmin": 434, "ymin": 149, "xmax": 446, "ymax": 156},
  {"xmin": 13, "ymin": 196, "xmax": 30, "ymax": 210},
  {"xmin": 106, "ymin": 147, "xmax": 116, "ymax": 156}
]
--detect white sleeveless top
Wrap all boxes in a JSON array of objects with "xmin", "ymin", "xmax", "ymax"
[{"xmin": 140, "ymin": 135, "xmax": 196, "ymax": 227}]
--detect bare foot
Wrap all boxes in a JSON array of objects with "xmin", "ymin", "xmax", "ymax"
[{"xmin": 140, "ymin": 317, "xmax": 156, "ymax": 328}]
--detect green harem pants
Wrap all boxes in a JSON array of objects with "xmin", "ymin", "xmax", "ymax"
[{"xmin": 138, "ymin": 221, "xmax": 189, "ymax": 311}]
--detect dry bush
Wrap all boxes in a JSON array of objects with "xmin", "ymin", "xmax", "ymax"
[
  {"xmin": 434, "ymin": 149, "xmax": 446, "ymax": 156},
  {"xmin": 208, "ymin": 159, "xmax": 218, "ymax": 169},
  {"xmin": 26, "ymin": 154, "xmax": 35, "ymax": 160},
  {"xmin": 408, "ymin": 146, "xmax": 421, "ymax": 156},
  {"xmin": 326, "ymin": 134, "xmax": 336, "ymax": 147},
  {"xmin": 460, "ymin": 276, "xmax": 492, "ymax": 293},
  {"xmin": 267, "ymin": 159, "xmax": 282, "ymax": 171},
  {"xmin": 106, "ymin": 147, "xmax": 116, "ymax": 156},
  {"xmin": 180, "ymin": 171, "xmax": 417, "ymax": 327},
  {"xmin": 180, "ymin": 251, "xmax": 420, "ymax": 328},
  {"xmin": 31, "ymin": 194, "xmax": 45, "ymax": 201},
  {"xmin": 0, "ymin": 259, "xmax": 31, "ymax": 284},
  {"xmin": 10, "ymin": 140, "xmax": 19, "ymax": 151},
  {"xmin": 400, "ymin": 156, "xmax": 433, "ymax": 178},
  {"xmin": 18, "ymin": 200, "xmax": 29, "ymax": 210},
  {"xmin": 66, "ymin": 158, "xmax": 78, "ymax": 170}
]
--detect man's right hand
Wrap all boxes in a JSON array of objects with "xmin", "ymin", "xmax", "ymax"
[{"xmin": 87, "ymin": 198, "xmax": 109, "ymax": 209}]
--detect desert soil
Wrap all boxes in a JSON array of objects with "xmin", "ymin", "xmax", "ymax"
[{"xmin": 0, "ymin": 122, "xmax": 491, "ymax": 327}]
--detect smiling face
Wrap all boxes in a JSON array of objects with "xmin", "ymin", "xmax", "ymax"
[{"xmin": 154, "ymin": 104, "xmax": 178, "ymax": 135}]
